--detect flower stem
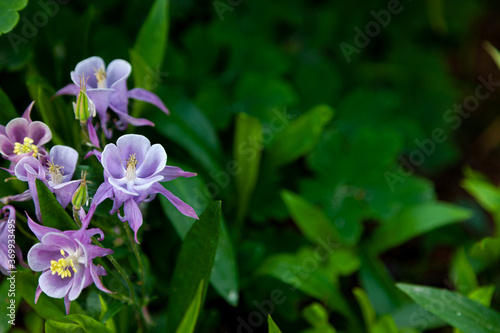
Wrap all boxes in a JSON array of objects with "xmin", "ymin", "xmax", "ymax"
[
  {"xmin": 124, "ymin": 223, "xmax": 146, "ymax": 303},
  {"xmin": 72, "ymin": 209, "xmax": 82, "ymax": 228}
]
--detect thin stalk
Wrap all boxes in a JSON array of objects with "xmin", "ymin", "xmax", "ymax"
[{"xmin": 124, "ymin": 223, "xmax": 146, "ymax": 303}]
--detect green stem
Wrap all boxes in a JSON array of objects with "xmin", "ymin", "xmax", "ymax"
[
  {"xmin": 72, "ymin": 209, "xmax": 82, "ymax": 228},
  {"xmin": 124, "ymin": 223, "xmax": 146, "ymax": 303}
]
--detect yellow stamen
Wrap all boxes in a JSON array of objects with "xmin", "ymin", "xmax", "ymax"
[
  {"xmin": 50, "ymin": 254, "xmax": 77, "ymax": 279},
  {"xmin": 125, "ymin": 154, "xmax": 138, "ymax": 181},
  {"xmin": 13, "ymin": 137, "xmax": 38, "ymax": 157}
]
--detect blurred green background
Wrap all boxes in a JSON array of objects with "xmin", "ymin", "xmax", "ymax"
[{"xmin": 3, "ymin": 0, "xmax": 500, "ymax": 332}]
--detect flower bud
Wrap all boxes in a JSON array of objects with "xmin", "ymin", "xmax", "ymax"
[
  {"xmin": 73, "ymin": 76, "xmax": 96, "ymax": 123},
  {"xmin": 73, "ymin": 90, "xmax": 96, "ymax": 123},
  {"xmin": 72, "ymin": 172, "xmax": 90, "ymax": 211}
]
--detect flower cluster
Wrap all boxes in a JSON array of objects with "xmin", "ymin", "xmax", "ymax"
[{"xmin": 0, "ymin": 56, "xmax": 197, "ymax": 314}]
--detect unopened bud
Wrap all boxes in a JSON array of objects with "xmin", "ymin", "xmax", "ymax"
[
  {"xmin": 72, "ymin": 171, "xmax": 90, "ymax": 211},
  {"xmin": 73, "ymin": 76, "xmax": 96, "ymax": 123}
]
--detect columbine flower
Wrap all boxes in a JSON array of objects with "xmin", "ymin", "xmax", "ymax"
[
  {"xmin": 0, "ymin": 102, "xmax": 51, "ymax": 166},
  {"xmin": 0, "ymin": 206, "xmax": 24, "ymax": 275},
  {"xmin": 27, "ymin": 215, "xmax": 113, "ymax": 314},
  {"xmin": 55, "ymin": 56, "xmax": 169, "ymax": 137},
  {"xmin": 9, "ymin": 145, "xmax": 80, "ymax": 221},
  {"xmin": 85, "ymin": 134, "xmax": 198, "ymax": 242}
]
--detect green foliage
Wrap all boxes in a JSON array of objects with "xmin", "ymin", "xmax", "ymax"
[
  {"xmin": 35, "ymin": 179, "xmax": 77, "ymax": 230},
  {"xmin": 0, "ymin": 0, "xmax": 27, "ymax": 35},
  {"xmin": 166, "ymin": 202, "xmax": 221, "ymax": 332},
  {"xmin": 398, "ymin": 284, "xmax": 500, "ymax": 333}
]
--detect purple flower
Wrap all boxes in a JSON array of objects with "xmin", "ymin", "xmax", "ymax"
[
  {"xmin": 85, "ymin": 134, "xmax": 198, "ymax": 242},
  {"xmin": 0, "ymin": 102, "xmax": 51, "ymax": 166},
  {"xmin": 27, "ymin": 215, "xmax": 113, "ymax": 314},
  {"xmin": 55, "ymin": 56, "xmax": 169, "ymax": 137},
  {"xmin": 0, "ymin": 206, "xmax": 24, "ymax": 275},
  {"xmin": 10, "ymin": 145, "xmax": 80, "ymax": 221}
]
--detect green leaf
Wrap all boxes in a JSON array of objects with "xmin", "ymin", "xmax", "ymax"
[
  {"xmin": 0, "ymin": 0, "xmax": 27, "ymax": 35},
  {"xmin": 281, "ymin": 190, "xmax": 341, "ymax": 245},
  {"xmin": 454, "ymin": 285, "xmax": 496, "ymax": 333},
  {"xmin": 234, "ymin": 113, "xmax": 262, "ymax": 223},
  {"xmin": 132, "ymin": 0, "xmax": 168, "ymax": 89},
  {"xmin": 484, "ymin": 41, "xmax": 500, "ymax": 71},
  {"xmin": 462, "ymin": 178, "xmax": 500, "ymax": 227},
  {"xmin": 166, "ymin": 202, "xmax": 221, "ymax": 332},
  {"xmin": 302, "ymin": 303, "xmax": 337, "ymax": 333},
  {"xmin": 258, "ymin": 247, "xmax": 351, "ymax": 317},
  {"xmin": 35, "ymin": 179, "xmax": 77, "ymax": 230},
  {"xmin": 468, "ymin": 285, "xmax": 495, "ymax": 307},
  {"xmin": 370, "ymin": 202, "xmax": 472, "ymax": 253},
  {"xmin": 470, "ymin": 237, "xmax": 500, "ymax": 263},
  {"xmin": 160, "ymin": 176, "xmax": 239, "ymax": 306},
  {"xmin": 26, "ymin": 74, "xmax": 77, "ymax": 147},
  {"xmin": 0, "ymin": 275, "xmax": 21, "ymax": 333},
  {"xmin": 268, "ymin": 315, "xmax": 283, "ymax": 333},
  {"xmin": 66, "ymin": 314, "xmax": 113, "ymax": 333},
  {"xmin": 17, "ymin": 271, "xmax": 84, "ymax": 321},
  {"xmin": 45, "ymin": 320, "xmax": 84, "ymax": 333},
  {"xmin": 353, "ymin": 287, "xmax": 376, "ymax": 328},
  {"xmin": 450, "ymin": 249, "xmax": 478, "ymax": 295},
  {"xmin": 397, "ymin": 283, "xmax": 500, "ymax": 333},
  {"xmin": 151, "ymin": 100, "xmax": 223, "ymax": 175},
  {"xmin": 176, "ymin": 280, "xmax": 204, "ymax": 333},
  {"xmin": 267, "ymin": 104, "xmax": 334, "ymax": 168},
  {"xmin": 0, "ymin": 87, "xmax": 18, "ymax": 124}
]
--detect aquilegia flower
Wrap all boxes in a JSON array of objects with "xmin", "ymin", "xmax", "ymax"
[
  {"xmin": 0, "ymin": 102, "xmax": 51, "ymax": 166},
  {"xmin": 85, "ymin": 134, "xmax": 198, "ymax": 242},
  {"xmin": 0, "ymin": 206, "xmax": 23, "ymax": 275},
  {"xmin": 55, "ymin": 56, "xmax": 169, "ymax": 137},
  {"xmin": 27, "ymin": 215, "xmax": 113, "ymax": 314},
  {"xmin": 8, "ymin": 145, "xmax": 80, "ymax": 221}
]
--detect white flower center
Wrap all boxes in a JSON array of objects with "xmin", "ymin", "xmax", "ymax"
[
  {"xmin": 94, "ymin": 66, "xmax": 107, "ymax": 89},
  {"xmin": 125, "ymin": 154, "xmax": 138, "ymax": 181},
  {"xmin": 46, "ymin": 159, "xmax": 64, "ymax": 185}
]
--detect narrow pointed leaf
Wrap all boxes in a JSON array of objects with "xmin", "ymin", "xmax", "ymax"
[
  {"xmin": 166, "ymin": 201, "xmax": 221, "ymax": 332},
  {"xmin": 35, "ymin": 179, "xmax": 77, "ymax": 230},
  {"xmin": 397, "ymin": 283, "xmax": 500, "ymax": 333}
]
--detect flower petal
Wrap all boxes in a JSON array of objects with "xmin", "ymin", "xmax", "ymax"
[
  {"xmin": 102, "ymin": 143, "xmax": 126, "ymax": 179},
  {"xmin": 116, "ymin": 134, "xmax": 151, "ymax": 165},
  {"xmin": 39, "ymin": 269, "xmax": 73, "ymax": 299},
  {"xmin": 87, "ymin": 121, "xmax": 100, "ymax": 149},
  {"xmin": 111, "ymin": 107, "xmax": 154, "ymax": 130},
  {"xmin": 49, "ymin": 145, "xmax": 79, "ymax": 181},
  {"xmin": 158, "ymin": 166, "xmax": 197, "ymax": 181},
  {"xmin": 90, "ymin": 264, "xmax": 113, "ymax": 294},
  {"xmin": 72, "ymin": 56, "xmax": 106, "ymax": 88},
  {"xmin": 27, "ymin": 215, "xmax": 58, "ymax": 241},
  {"xmin": 41, "ymin": 233, "xmax": 78, "ymax": 253},
  {"xmin": 86, "ymin": 88, "xmax": 114, "ymax": 120},
  {"xmin": 5, "ymin": 118, "xmax": 29, "ymax": 144},
  {"xmin": 151, "ymin": 183, "xmax": 198, "ymax": 219},
  {"xmin": 54, "ymin": 84, "xmax": 80, "ymax": 97},
  {"xmin": 27, "ymin": 243, "xmax": 61, "ymax": 271},
  {"xmin": 22, "ymin": 101, "xmax": 35, "ymax": 121},
  {"xmin": 52, "ymin": 179, "xmax": 81, "ymax": 209},
  {"xmin": 28, "ymin": 121, "xmax": 52, "ymax": 146},
  {"xmin": 124, "ymin": 199, "xmax": 143, "ymax": 243},
  {"xmin": 128, "ymin": 88, "xmax": 169, "ymax": 114},
  {"xmin": 136, "ymin": 144, "xmax": 166, "ymax": 179}
]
